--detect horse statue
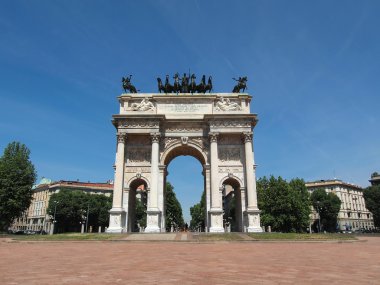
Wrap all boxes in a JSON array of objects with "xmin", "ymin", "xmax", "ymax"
[
  {"xmin": 189, "ymin": 74, "xmax": 197, "ymax": 94},
  {"xmin": 165, "ymin": 75, "xmax": 173, "ymax": 93},
  {"xmin": 232, "ymin": 76, "xmax": 248, "ymax": 93},
  {"xmin": 181, "ymin": 73, "xmax": 189, "ymax": 93},
  {"xmin": 122, "ymin": 75, "xmax": 137, "ymax": 93},
  {"xmin": 157, "ymin": 77, "xmax": 166, "ymax": 93},
  {"xmin": 172, "ymin": 73, "xmax": 181, "ymax": 93},
  {"xmin": 204, "ymin": 76, "xmax": 213, "ymax": 93},
  {"xmin": 197, "ymin": 75, "xmax": 206, "ymax": 93}
]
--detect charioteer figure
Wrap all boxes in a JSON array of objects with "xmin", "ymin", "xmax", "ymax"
[
  {"xmin": 232, "ymin": 76, "xmax": 248, "ymax": 93},
  {"xmin": 122, "ymin": 75, "xmax": 138, "ymax": 93}
]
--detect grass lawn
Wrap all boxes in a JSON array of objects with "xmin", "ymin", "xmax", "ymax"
[
  {"xmin": 192, "ymin": 233, "xmax": 245, "ymax": 241},
  {"xmin": 247, "ymin": 232, "xmax": 357, "ymax": 240}
]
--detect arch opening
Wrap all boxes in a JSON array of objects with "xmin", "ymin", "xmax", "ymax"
[
  {"xmin": 128, "ymin": 178, "xmax": 147, "ymax": 232},
  {"xmin": 164, "ymin": 149, "xmax": 206, "ymax": 232},
  {"xmin": 222, "ymin": 177, "xmax": 243, "ymax": 232}
]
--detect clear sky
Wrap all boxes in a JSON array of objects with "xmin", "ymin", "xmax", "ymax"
[{"xmin": 1, "ymin": 1, "xmax": 379, "ymax": 222}]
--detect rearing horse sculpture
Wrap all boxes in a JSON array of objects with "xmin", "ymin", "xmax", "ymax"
[
  {"xmin": 172, "ymin": 73, "xmax": 181, "ymax": 94},
  {"xmin": 232, "ymin": 76, "xmax": 248, "ymax": 93},
  {"xmin": 122, "ymin": 75, "xmax": 137, "ymax": 93},
  {"xmin": 189, "ymin": 74, "xmax": 197, "ymax": 94}
]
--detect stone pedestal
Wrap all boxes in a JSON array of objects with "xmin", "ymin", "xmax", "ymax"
[
  {"xmin": 246, "ymin": 209, "xmax": 262, "ymax": 232},
  {"xmin": 209, "ymin": 208, "xmax": 224, "ymax": 233},
  {"xmin": 106, "ymin": 208, "xmax": 126, "ymax": 233},
  {"xmin": 145, "ymin": 209, "xmax": 161, "ymax": 233}
]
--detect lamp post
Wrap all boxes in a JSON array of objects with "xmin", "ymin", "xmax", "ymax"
[
  {"xmin": 316, "ymin": 201, "xmax": 321, "ymax": 233},
  {"xmin": 352, "ymin": 197, "xmax": 358, "ymax": 231},
  {"xmin": 50, "ymin": 201, "xmax": 59, "ymax": 235},
  {"xmin": 85, "ymin": 204, "xmax": 90, "ymax": 233}
]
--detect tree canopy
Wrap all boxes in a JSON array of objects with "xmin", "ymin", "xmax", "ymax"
[
  {"xmin": 165, "ymin": 182, "xmax": 184, "ymax": 231},
  {"xmin": 47, "ymin": 189, "xmax": 112, "ymax": 233},
  {"xmin": 190, "ymin": 189, "xmax": 206, "ymax": 231},
  {"xmin": 0, "ymin": 142, "xmax": 37, "ymax": 231},
  {"xmin": 257, "ymin": 176, "xmax": 311, "ymax": 233},
  {"xmin": 310, "ymin": 188, "xmax": 341, "ymax": 232},
  {"xmin": 363, "ymin": 185, "xmax": 380, "ymax": 228}
]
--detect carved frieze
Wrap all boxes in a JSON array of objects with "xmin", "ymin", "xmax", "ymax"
[
  {"xmin": 130, "ymin": 98, "xmax": 155, "ymax": 111},
  {"xmin": 219, "ymin": 135, "xmax": 241, "ymax": 145},
  {"xmin": 118, "ymin": 120, "xmax": 159, "ymax": 129},
  {"xmin": 126, "ymin": 148, "xmax": 151, "ymax": 163},
  {"xmin": 125, "ymin": 167, "xmax": 151, "ymax": 173},
  {"xmin": 164, "ymin": 123, "xmax": 204, "ymax": 133},
  {"xmin": 127, "ymin": 135, "xmax": 150, "ymax": 146},
  {"xmin": 210, "ymin": 120, "xmax": 251, "ymax": 128},
  {"xmin": 218, "ymin": 147, "xmax": 241, "ymax": 162},
  {"xmin": 214, "ymin": 97, "xmax": 242, "ymax": 111}
]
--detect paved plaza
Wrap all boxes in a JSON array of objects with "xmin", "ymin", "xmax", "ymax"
[{"xmin": 1, "ymin": 236, "xmax": 380, "ymax": 284}]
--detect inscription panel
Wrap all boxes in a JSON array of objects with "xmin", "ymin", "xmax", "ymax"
[{"xmin": 157, "ymin": 103, "xmax": 212, "ymax": 114}]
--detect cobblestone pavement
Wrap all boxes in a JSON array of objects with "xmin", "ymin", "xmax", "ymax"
[{"xmin": 1, "ymin": 236, "xmax": 380, "ymax": 284}]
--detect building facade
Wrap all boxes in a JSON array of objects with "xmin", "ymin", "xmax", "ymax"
[
  {"xmin": 11, "ymin": 178, "xmax": 113, "ymax": 233},
  {"xmin": 306, "ymin": 179, "xmax": 375, "ymax": 231}
]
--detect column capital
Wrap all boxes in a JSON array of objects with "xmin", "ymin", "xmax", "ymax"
[
  {"xmin": 150, "ymin": 132, "xmax": 161, "ymax": 143},
  {"xmin": 117, "ymin": 132, "xmax": 127, "ymax": 143},
  {"xmin": 208, "ymin": 132, "xmax": 219, "ymax": 143},
  {"xmin": 241, "ymin": 131, "xmax": 253, "ymax": 143}
]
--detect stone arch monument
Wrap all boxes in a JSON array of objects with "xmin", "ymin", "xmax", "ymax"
[{"xmin": 107, "ymin": 93, "xmax": 262, "ymax": 233}]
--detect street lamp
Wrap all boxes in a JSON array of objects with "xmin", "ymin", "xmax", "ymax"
[
  {"xmin": 352, "ymin": 197, "xmax": 358, "ymax": 231},
  {"xmin": 50, "ymin": 201, "xmax": 59, "ymax": 235},
  {"xmin": 316, "ymin": 201, "xmax": 321, "ymax": 233},
  {"xmin": 85, "ymin": 203, "xmax": 90, "ymax": 233}
]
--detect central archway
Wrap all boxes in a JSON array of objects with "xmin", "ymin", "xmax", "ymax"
[{"xmin": 161, "ymin": 143, "xmax": 208, "ymax": 232}]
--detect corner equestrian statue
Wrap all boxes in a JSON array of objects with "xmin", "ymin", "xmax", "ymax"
[
  {"xmin": 122, "ymin": 75, "xmax": 138, "ymax": 93},
  {"xmin": 232, "ymin": 76, "xmax": 248, "ymax": 93}
]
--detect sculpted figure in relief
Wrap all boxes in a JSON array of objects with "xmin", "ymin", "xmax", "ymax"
[
  {"xmin": 131, "ymin": 98, "xmax": 155, "ymax": 111},
  {"xmin": 215, "ymin": 97, "xmax": 242, "ymax": 111}
]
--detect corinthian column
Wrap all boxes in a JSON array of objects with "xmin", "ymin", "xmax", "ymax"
[
  {"xmin": 209, "ymin": 132, "xmax": 224, "ymax": 232},
  {"xmin": 145, "ymin": 132, "xmax": 161, "ymax": 233},
  {"xmin": 107, "ymin": 132, "xmax": 127, "ymax": 233},
  {"xmin": 242, "ymin": 131, "xmax": 262, "ymax": 232}
]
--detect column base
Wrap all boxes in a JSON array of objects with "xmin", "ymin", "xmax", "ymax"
[
  {"xmin": 246, "ymin": 208, "xmax": 262, "ymax": 232},
  {"xmin": 209, "ymin": 208, "xmax": 224, "ymax": 233},
  {"xmin": 145, "ymin": 208, "xmax": 161, "ymax": 233},
  {"xmin": 247, "ymin": 226, "xmax": 263, "ymax": 233},
  {"xmin": 107, "ymin": 208, "xmax": 126, "ymax": 233}
]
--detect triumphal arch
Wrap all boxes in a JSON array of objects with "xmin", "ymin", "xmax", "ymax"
[{"xmin": 107, "ymin": 92, "xmax": 262, "ymax": 233}]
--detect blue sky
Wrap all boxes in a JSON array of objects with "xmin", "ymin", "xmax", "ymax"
[{"xmin": 1, "ymin": 1, "xmax": 379, "ymax": 222}]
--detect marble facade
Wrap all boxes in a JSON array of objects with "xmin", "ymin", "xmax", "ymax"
[{"xmin": 107, "ymin": 93, "xmax": 262, "ymax": 233}]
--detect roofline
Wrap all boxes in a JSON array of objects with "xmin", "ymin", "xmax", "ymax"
[{"xmin": 305, "ymin": 179, "xmax": 363, "ymax": 190}]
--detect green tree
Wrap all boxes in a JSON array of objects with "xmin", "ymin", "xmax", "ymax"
[
  {"xmin": 135, "ymin": 193, "xmax": 147, "ymax": 230},
  {"xmin": 190, "ymin": 190, "xmax": 206, "ymax": 231},
  {"xmin": 310, "ymin": 188, "xmax": 341, "ymax": 232},
  {"xmin": 165, "ymin": 182, "xmax": 184, "ymax": 231},
  {"xmin": 257, "ymin": 176, "xmax": 311, "ymax": 233},
  {"xmin": 47, "ymin": 189, "xmax": 112, "ymax": 233},
  {"xmin": 0, "ymin": 142, "xmax": 37, "ymax": 231},
  {"xmin": 363, "ymin": 185, "xmax": 380, "ymax": 228}
]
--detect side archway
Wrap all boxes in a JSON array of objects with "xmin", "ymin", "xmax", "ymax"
[
  {"xmin": 221, "ymin": 177, "xmax": 243, "ymax": 232},
  {"xmin": 127, "ymin": 178, "xmax": 148, "ymax": 232}
]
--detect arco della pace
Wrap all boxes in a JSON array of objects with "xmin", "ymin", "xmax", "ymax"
[{"xmin": 107, "ymin": 92, "xmax": 263, "ymax": 233}]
